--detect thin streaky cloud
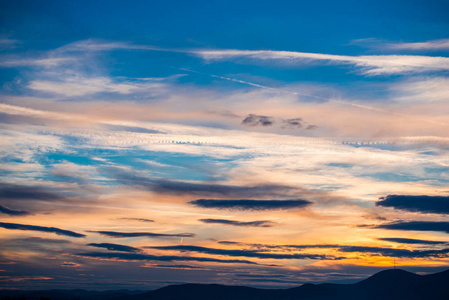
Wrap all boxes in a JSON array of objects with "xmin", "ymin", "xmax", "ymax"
[
  {"xmin": 76, "ymin": 251, "xmax": 259, "ymax": 265},
  {"xmin": 89, "ymin": 230, "xmax": 195, "ymax": 238},
  {"xmin": 194, "ymin": 48, "xmax": 449, "ymax": 75},
  {"xmin": 386, "ymin": 38, "xmax": 449, "ymax": 51},
  {"xmin": 0, "ymin": 222, "xmax": 85, "ymax": 238}
]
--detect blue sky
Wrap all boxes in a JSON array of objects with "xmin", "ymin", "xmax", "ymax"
[{"xmin": 1, "ymin": 0, "xmax": 449, "ymax": 290}]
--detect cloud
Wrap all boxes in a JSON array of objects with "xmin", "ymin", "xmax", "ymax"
[
  {"xmin": 369, "ymin": 221, "xmax": 449, "ymax": 234},
  {"xmin": 61, "ymin": 262, "xmax": 81, "ymax": 267},
  {"xmin": 146, "ymin": 264, "xmax": 204, "ymax": 270},
  {"xmin": 0, "ymin": 222, "xmax": 85, "ymax": 238},
  {"xmin": 391, "ymin": 77, "xmax": 449, "ymax": 103},
  {"xmin": 0, "ymin": 204, "xmax": 30, "ymax": 216},
  {"xmin": 76, "ymin": 252, "xmax": 258, "ymax": 265},
  {"xmin": 0, "ymin": 37, "xmax": 18, "ymax": 49},
  {"xmin": 28, "ymin": 77, "xmax": 162, "ymax": 97},
  {"xmin": 376, "ymin": 195, "xmax": 449, "ymax": 214},
  {"xmin": 0, "ymin": 57, "xmax": 75, "ymax": 68},
  {"xmin": 110, "ymin": 169, "xmax": 295, "ymax": 197},
  {"xmin": 199, "ymin": 218, "xmax": 276, "ymax": 227},
  {"xmin": 386, "ymin": 39, "xmax": 449, "ymax": 51},
  {"xmin": 336, "ymin": 245, "xmax": 449, "ymax": 259},
  {"xmin": 104, "ymin": 125, "xmax": 164, "ymax": 134},
  {"xmin": 213, "ymin": 241, "xmax": 449, "ymax": 258},
  {"xmin": 189, "ymin": 199, "xmax": 313, "ymax": 211},
  {"xmin": 148, "ymin": 245, "xmax": 340, "ymax": 260},
  {"xmin": 88, "ymin": 243, "xmax": 141, "ymax": 253},
  {"xmin": 119, "ymin": 218, "xmax": 155, "ymax": 223},
  {"xmin": 89, "ymin": 230, "xmax": 195, "ymax": 238},
  {"xmin": 377, "ymin": 238, "xmax": 447, "ymax": 245},
  {"xmin": 281, "ymin": 118, "xmax": 303, "ymax": 129},
  {"xmin": 0, "ymin": 183, "xmax": 66, "ymax": 201},
  {"xmin": 241, "ymin": 114, "xmax": 274, "ymax": 127},
  {"xmin": 195, "ymin": 48, "xmax": 449, "ymax": 75}
]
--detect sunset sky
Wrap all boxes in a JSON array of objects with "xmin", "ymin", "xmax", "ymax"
[{"xmin": 1, "ymin": 0, "xmax": 449, "ymax": 290}]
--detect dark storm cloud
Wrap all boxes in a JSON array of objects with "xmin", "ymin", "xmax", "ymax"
[
  {"xmin": 119, "ymin": 218, "xmax": 155, "ymax": 223},
  {"xmin": 199, "ymin": 218, "xmax": 276, "ymax": 227},
  {"xmin": 190, "ymin": 199, "xmax": 313, "ymax": 211},
  {"xmin": 75, "ymin": 252, "xmax": 258, "ymax": 265},
  {"xmin": 0, "ymin": 183, "xmax": 65, "ymax": 201},
  {"xmin": 89, "ymin": 230, "xmax": 195, "ymax": 238},
  {"xmin": 368, "ymin": 221, "xmax": 449, "ymax": 234},
  {"xmin": 88, "ymin": 243, "xmax": 141, "ymax": 253},
  {"xmin": 0, "ymin": 222, "xmax": 85, "ymax": 238},
  {"xmin": 241, "ymin": 114, "xmax": 274, "ymax": 127},
  {"xmin": 148, "ymin": 245, "xmax": 340, "ymax": 260},
  {"xmin": 376, "ymin": 195, "xmax": 449, "ymax": 214},
  {"xmin": 281, "ymin": 118, "xmax": 303, "ymax": 129},
  {"xmin": 378, "ymin": 237, "xmax": 448, "ymax": 245},
  {"xmin": 0, "ymin": 204, "xmax": 30, "ymax": 216}
]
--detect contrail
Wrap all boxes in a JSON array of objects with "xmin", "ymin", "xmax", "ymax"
[
  {"xmin": 178, "ymin": 67, "xmax": 447, "ymax": 126},
  {"xmin": 178, "ymin": 67, "xmax": 385, "ymax": 112}
]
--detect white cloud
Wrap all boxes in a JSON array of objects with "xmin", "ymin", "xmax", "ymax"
[
  {"xmin": 28, "ymin": 77, "xmax": 165, "ymax": 97},
  {"xmin": 391, "ymin": 77, "xmax": 449, "ymax": 103},
  {"xmin": 386, "ymin": 38, "xmax": 449, "ymax": 51},
  {"xmin": 194, "ymin": 49, "xmax": 449, "ymax": 75},
  {"xmin": 0, "ymin": 57, "xmax": 74, "ymax": 68}
]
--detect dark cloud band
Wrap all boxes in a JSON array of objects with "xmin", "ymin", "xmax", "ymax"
[
  {"xmin": 376, "ymin": 195, "xmax": 449, "ymax": 214},
  {"xmin": 199, "ymin": 218, "xmax": 276, "ymax": 227},
  {"xmin": 89, "ymin": 230, "xmax": 195, "ymax": 238},
  {"xmin": 148, "ymin": 245, "xmax": 340, "ymax": 260},
  {"xmin": 76, "ymin": 252, "xmax": 258, "ymax": 265},
  {"xmin": 0, "ymin": 204, "xmax": 30, "ymax": 216},
  {"xmin": 378, "ymin": 237, "xmax": 447, "ymax": 245},
  {"xmin": 365, "ymin": 221, "xmax": 449, "ymax": 234},
  {"xmin": 0, "ymin": 222, "xmax": 85, "ymax": 238},
  {"xmin": 190, "ymin": 199, "xmax": 313, "ymax": 210},
  {"xmin": 88, "ymin": 243, "xmax": 141, "ymax": 253}
]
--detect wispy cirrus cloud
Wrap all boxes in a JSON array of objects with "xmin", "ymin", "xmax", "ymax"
[
  {"xmin": 386, "ymin": 38, "xmax": 449, "ymax": 51},
  {"xmin": 194, "ymin": 48, "xmax": 449, "ymax": 75},
  {"xmin": 0, "ymin": 222, "xmax": 85, "ymax": 238}
]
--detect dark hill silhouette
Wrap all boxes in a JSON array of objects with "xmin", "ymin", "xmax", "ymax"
[
  {"xmin": 1, "ymin": 269, "xmax": 449, "ymax": 300},
  {"xmin": 131, "ymin": 268, "xmax": 449, "ymax": 300}
]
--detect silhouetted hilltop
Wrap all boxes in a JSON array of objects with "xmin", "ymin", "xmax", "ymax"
[{"xmin": 1, "ymin": 269, "xmax": 449, "ymax": 300}]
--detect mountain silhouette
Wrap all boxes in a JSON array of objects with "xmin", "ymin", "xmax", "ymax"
[{"xmin": 1, "ymin": 269, "xmax": 449, "ymax": 300}]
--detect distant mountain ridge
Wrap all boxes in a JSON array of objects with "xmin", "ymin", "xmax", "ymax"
[{"xmin": 1, "ymin": 269, "xmax": 449, "ymax": 300}]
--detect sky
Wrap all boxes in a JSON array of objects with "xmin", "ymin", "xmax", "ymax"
[{"xmin": 1, "ymin": 0, "xmax": 449, "ymax": 290}]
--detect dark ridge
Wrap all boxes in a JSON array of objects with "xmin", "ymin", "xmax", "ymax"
[{"xmin": 1, "ymin": 269, "xmax": 449, "ymax": 300}]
